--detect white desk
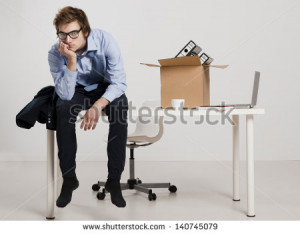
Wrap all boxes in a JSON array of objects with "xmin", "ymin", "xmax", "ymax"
[{"xmin": 46, "ymin": 107, "xmax": 265, "ymax": 219}]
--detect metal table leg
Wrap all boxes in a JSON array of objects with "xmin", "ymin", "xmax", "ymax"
[
  {"xmin": 232, "ymin": 115, "xmax": 240, "ymax": 202},
  {"xmin": 46, "ymin": 130, "xmax": 55, "ymax": 219},
  {"xmin": 246, "ymin": 114, "xmax": 255, "ymax": 217}
]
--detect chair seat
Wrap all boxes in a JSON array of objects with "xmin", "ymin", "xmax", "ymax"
[{"xmin": 127, "ymin": 135, "xmax": 158, "ymax": 144}]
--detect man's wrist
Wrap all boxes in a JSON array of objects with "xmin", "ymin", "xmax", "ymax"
[
  {"xmin": 67, "ymin": 56, "xmax": 77, "ymax": 63},
  {"xmin": 67, "ymin": 57, "xmax": 77, "ymax": 72},
  {"xmin": 94, "ymin": 97, "xmax": 110, "ymax": 110}
]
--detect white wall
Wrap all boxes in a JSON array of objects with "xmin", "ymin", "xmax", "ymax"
[{"xmin": 1, "ymin": 0, "xmax": 300, "ymax": 161}]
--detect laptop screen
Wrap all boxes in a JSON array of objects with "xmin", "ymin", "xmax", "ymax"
[{"xmin": 251, "ymin": 71, "xmax": 260, "ymax": 107}]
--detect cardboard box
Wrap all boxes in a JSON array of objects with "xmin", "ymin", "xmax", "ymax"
[{"xmin": 141, "ymin": 56, "xmax": 228, "ymax": 108}]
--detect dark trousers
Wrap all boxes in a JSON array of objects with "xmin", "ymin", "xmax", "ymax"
[{"xmin": 56, "ymin": 84, "xmax": 128, "ymax": 180}]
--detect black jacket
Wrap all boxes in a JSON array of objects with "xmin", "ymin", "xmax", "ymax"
[{"xmin": 16, "ymin": 86, "xmax": 58, "ymax": 130}]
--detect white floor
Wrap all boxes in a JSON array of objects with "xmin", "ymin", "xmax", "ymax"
[{"xmin": 0, "ymin": 161, "xmax": 299, "ymax": 220}]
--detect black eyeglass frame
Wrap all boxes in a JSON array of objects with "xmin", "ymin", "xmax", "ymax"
[{"xmin": 57, "ymin": 27, "xmax": 82, "ymax": 40}]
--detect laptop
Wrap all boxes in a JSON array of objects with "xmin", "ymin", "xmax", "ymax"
[{"xmin": 202, "ymin": 71, "xmax": 260, "ymax": 109}]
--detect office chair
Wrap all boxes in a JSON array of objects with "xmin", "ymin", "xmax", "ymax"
[{"xmin": 92, "ymin": 100, "xmax": 177, "ymax": 201}]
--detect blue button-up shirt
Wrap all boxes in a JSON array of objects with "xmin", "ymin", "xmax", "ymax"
[{"xmin": 48, "ymin": 28, "xmax": 127, "ymax": 102}]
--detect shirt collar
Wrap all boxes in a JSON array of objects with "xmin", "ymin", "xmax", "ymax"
[
  {"xmin": 81, "ymin": 29, "xmax": 97, "ymax": 56},
  {"xmin": 86, "ymin": 30, "xmax": 97, "ymax": 51}
]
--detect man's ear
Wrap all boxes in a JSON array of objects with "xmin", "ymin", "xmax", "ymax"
[{"xmin": 84, "ymin": 32, "xmax": 88, "ymax": 38}]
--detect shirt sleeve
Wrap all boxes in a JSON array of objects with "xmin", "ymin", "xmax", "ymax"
[
  {"xmin": 101, "ymin": 34, "xmax": 127, "ymax": 103},
  {"xmin": 48, "ymin": 44, "xmax": 78, "ymax": 100}
]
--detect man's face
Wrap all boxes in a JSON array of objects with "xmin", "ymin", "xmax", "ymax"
[{"xmin": 58, "ymin": 20, "xmax": 88, "ymax": 54}]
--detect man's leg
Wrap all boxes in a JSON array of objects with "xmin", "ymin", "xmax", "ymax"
[
  {"xmin": 103, "ymin": 94, "xmax": 128, "ymax": 207},
  {"xmin": 55, "ymin": 87, "xmax": 88, "ymax": 207}
]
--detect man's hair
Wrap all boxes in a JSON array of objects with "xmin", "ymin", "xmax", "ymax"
[{"xmin": 53, "ymin": 6, "xmax": 91, "ymax": 36}]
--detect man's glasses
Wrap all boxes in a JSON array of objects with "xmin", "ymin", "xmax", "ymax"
[{"xmin": 57, "ymin": 28, "xmax": 82, "ymax": 40}]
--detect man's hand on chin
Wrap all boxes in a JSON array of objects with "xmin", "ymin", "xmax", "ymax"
[
  {"xmin": 58, "ymin": 41, "xmax": 76, "ymax": 60},
  {"xmin": 80, "ymin": 97, "xmax": 110, "ymax": 131}
]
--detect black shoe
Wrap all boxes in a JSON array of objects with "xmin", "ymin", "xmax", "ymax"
[
  {"xmin": 56, "ymin": 177, "xmax": 79, "ymax": 208},
  {"xmin": 105, "ymin": 179, "xmax": 126, "ymax": 208}
]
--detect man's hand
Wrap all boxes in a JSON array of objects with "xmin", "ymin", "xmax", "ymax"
[
  {"xmin": 80, "ymin": 105, "xmax": 101, "ymax": 131},
  {"xmin": 58, "ymin": 41, "xmax": 77, "ymax": 72},
  {"xmin": 80, "ymin": 97, "xmax": 110, "ymax": 131},
  {"xmin": 58, "ymin": 41, "xmax": 76, "ymax": 60}
]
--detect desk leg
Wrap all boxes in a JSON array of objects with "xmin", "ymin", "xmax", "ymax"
[
  {"xmin": 232, "ymin": 115, "xmax": 240, "ymax": 201},
  {"xmin": 246, "ymin": 115, "xmax": 255, "ymax": 217},
  {"xmin": 46, "ymin": 130, "xmax": 55, "ymax": 219}
]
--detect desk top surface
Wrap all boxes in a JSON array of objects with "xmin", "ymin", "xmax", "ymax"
[{"xmin": 130, "ymin": 107, "xmax": 265, "ymax": 117}]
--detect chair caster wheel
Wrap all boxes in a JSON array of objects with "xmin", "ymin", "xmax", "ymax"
[
  {"xmin": 148, "ymin": 193, "xmax": 157, "ymax": 201},
  {"xmin": 135, "ymin": 178, "xmax": 142, "ymax": 184},
  {"xmin": 92, "ymin": 184, "xmax": 100, "ymax": 191},
  {"xmin": 97, "ymin": 192, "xmax": 106, "ymax": 200},
  {"xmin": 169, "ymin": 185, "xmax": 177, "ymax": 193}
]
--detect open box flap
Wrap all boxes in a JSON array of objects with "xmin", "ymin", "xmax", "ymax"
[
  {"xmin": 204, "ymin": 65, "xmax": 229, "ymax": 69},
  {"xmin": 140, "ymin": 63, "xmax": 160, "ymax": 67}
]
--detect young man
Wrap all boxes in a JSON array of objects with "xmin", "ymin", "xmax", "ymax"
[{"xmin": 48, "ymin": 6, "xmax": 128, "ymax": 208}]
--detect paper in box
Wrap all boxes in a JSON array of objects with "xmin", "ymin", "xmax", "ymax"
[{"xmin": 141, "ymin": 56, "xmax": 228, "ymax": 108}]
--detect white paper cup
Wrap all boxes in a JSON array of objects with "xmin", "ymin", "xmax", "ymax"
[{"xmin": 171, "ymin": 99, "xmax": 185, "ymax": 109}]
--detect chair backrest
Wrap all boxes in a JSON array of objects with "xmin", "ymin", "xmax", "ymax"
[
  {"xmin": 130, "ymin": 100, "xmax": 164, "ymax": 141},
  {"xmin": 141, "ymin": 100, "xmax": 161, "ymax": 109}
]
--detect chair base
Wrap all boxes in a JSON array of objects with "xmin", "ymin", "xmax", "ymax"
[
  {"xmin": 92, "ymin": 178, "xmax": 177, "ymax": 201},
  {"xmin": 92, "ymin": 145, "xmax": 177, "ymax": 201}
]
